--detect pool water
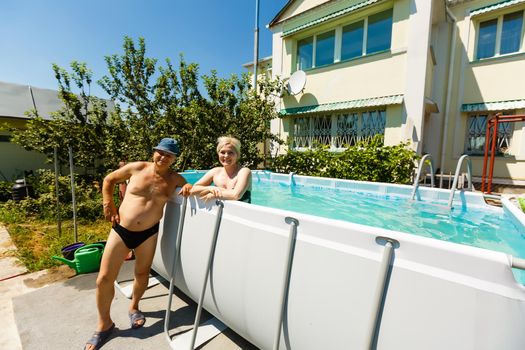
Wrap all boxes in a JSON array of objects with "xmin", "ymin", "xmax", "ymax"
[{"xmin": 183, "ymin": 172, "xmax": 525, "ymax": 283}]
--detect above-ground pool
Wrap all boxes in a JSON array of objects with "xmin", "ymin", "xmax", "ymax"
[{"xmin": 153, "ymin": 171, "xmax": 525, "ymax": 349}]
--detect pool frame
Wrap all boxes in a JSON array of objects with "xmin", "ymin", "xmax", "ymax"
[{"xmin": 152, "ymin": 171, "xmax": 525, "ymax": 349}]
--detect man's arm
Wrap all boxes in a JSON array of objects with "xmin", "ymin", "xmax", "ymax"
[
  {"xmin": 173, "ymin": 173, "xmax": 192, "ymax": 196},
  {"xmin": 102, "ymin": 162, "xmax": 145, "ymax": 223}
]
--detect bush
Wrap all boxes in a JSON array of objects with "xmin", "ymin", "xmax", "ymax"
[
  {"xmin": 0, "ymin": 169, "xmax": 103, "ymax": 223},
  {"xmin": 0, "ymin": 181, "xmax": 13, "ymax": 202},
  {"xmin": 270, "ymin": 136, "xmax": 418, "ymax": 184}
]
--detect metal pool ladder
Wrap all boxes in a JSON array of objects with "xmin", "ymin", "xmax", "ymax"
[
  {"xmin": 447, "ymin": 155, "xmax": 473, "ymax": 209},
  {"xmin": 164, "ymin": 198, "xmax": 227, "ymax": 350},
  {"xmin": 411, "ymin": 154, "xmax": 435, "ymax": 200}
]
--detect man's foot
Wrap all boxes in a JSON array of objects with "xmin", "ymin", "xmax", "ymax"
[
  {"xmin": 129, "ymin": 310, "xmax": 146, "ymax": 329},
  {"xmin": 84, "ymin": 323, "xmax": 115, "ymax": 350}
]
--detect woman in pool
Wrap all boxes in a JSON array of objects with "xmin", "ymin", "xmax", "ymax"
[{"xmin": 191, "ymin": 136, "xmax": 252, "ymax": 203}]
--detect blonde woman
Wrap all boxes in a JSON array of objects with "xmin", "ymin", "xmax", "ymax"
[{"xmin": 191, "ymin": 136, "xmax": 252, "ymax": 203}]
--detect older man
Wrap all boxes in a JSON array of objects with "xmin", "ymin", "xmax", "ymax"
[{"xmin": 85, "ymin": 138, "xmax": 192, "ymax": 350}]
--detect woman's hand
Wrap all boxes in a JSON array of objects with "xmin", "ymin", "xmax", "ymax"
[{"xmin": 200, "ymin": 187, "xmax": 222, "ymax": 202}]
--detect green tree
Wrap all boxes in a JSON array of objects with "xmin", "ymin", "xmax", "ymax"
[
  {"xmin": 9, "ymin": 61, "xmax": 115, "ymax": 172},
  {"xmin": 99, "ymin": 36, "xmax": 282, "ymax": 170}
]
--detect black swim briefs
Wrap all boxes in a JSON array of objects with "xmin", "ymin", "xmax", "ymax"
[{"xmin": 113, "ymin": 222, "xmax": 160, "ymax": 249}]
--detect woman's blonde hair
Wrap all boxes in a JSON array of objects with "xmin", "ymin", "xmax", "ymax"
[{"xmin": 216, "ymin": 136, "xmax": 241, "ymax": 156}]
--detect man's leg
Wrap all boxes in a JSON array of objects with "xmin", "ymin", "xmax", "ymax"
[
  {"xmin": 95, "ymin": 230, "xmax": 130, "ymax": 330},
  {"xmin": 128, "ymin": 233, "xmax": 158, "ymax": 327}
]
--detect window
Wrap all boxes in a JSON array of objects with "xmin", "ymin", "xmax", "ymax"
[
  {"xmin": 295, "ymin": 8, "xmax": 393, "ymax": 69},
  {"xmin": 292, "ymin": 109, "xmax": 386, "ymax": 149},
  {"xmin": 366, "ymin": 9, "xmax": 393, "ymax": 54},
  {"xmin": 342, "ymin": 21, "xmax": 364, "ymax": 60},
  {"xmin": 476, "ymin": 11, "xmax": 524, "ymax": 59},
  {"xmin": 315, "ymin": 30, "xmax": 336, "ymax": 67},
  {"xmin": 297, "ymin": 37, "xmax": 314, "ymax": 70},
  {"xmin": 501, "ymin": 11, "xmax": 524, "ymax": 54},
  {"xmin": 465, "ymin": 114, "xmax": 513, "ymax": 155}
]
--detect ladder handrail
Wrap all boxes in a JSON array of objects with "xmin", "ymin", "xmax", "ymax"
[
  {"xmin": 447, "ymin": 155, "xmax": 473, "ymax": 209},
  {"xmin": 164, "ymin": 196, "xmax": 188, "ymax": 342},
  {"xmin": 188, "ymin": 200, "xmax": 225, "ymax": 349},
  {"xmin": 411, "ymin": 154, "xmax": 435, "ymax": 200}
]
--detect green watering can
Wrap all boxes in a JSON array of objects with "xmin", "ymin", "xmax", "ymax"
[{"xmin": 52, "ymin": 243, "xmax": 105, "ymax": 274}]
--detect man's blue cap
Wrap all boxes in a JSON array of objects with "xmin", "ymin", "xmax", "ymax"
[{"xmin": 153, "ymin": 138, "xmax": 180, "ymax": 156}]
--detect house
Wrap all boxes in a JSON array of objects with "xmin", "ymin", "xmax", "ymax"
[
  {"xmin": 268, "ymin": 0, "xmax": 525, "ymax": 185},
  {"xmin": 0, "ymin": 81, "xmax": 61, "ymax": 180}
]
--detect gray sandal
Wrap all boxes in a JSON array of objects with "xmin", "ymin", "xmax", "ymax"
[
  {"xmin": 84, "ymin": 323, "xmax": 115, "ymax": 350},
  {"xmin": 129, "ymin": 310, "xmax": 146, "ymax": 329}
]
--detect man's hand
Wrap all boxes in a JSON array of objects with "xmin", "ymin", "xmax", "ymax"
[
  {"xmin": 103, "ymin": 202, "xmax": 120, "ymax": 224},
  {"xmin": 178, "ymin": 183, "xmax": 193, "ymax": 197}
]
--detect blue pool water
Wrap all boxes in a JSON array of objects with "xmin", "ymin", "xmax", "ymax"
[{"xmin": 183, "ymin": 172, "xmax": 525, "ymax": 282}]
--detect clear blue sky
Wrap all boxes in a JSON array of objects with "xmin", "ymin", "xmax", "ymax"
[{"xmin": 0, "ymin": 0, "xmax": 287, "ymax": 97}]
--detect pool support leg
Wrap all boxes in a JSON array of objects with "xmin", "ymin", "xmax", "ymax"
[
  {"xmin": 367, "ymin": 237, "xmax": 399, "ymax": 349},
  {"xmin": 273, "ymin": 216, "xmax": 299, "ymax": 350}
]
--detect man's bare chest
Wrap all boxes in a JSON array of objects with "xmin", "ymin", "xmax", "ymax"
[{"xmin": 127, "ymin": 172, "xmax": 172, "ymax": 198}]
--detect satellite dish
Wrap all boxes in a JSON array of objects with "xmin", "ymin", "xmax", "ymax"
[{"xmin": 286, "ymin": 70, "xmax": 306, "ymax": 95}]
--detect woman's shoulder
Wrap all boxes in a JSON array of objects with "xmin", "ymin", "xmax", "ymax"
[{"xmin": 239, "ymin": 167, "xmax": 252, "ymax": 175}]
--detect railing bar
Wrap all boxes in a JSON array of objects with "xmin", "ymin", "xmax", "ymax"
[
  {"xmin": 411, "ymin": 154, "xmax": 434, "ymax": 200},
  {"xmin": 272, "ymin": 217, "xmax": 299, "ymax": 350},
  {"xmin": 511, "ymin": 256, "xmax": 525, "ymax": 270}
]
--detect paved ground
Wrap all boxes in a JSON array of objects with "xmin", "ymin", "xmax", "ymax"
[{"xmin": 0, "ymin": 226, "xmax": 257, "ymax": 350}]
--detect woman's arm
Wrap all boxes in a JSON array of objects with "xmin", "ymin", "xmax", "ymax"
[
  {"xmin": 190, "ymin": 168, "xmax": 218, "ymax": 196},
  {"xmin": 200, "ymin": 168, "xmax": 251, "ymax": 202}
]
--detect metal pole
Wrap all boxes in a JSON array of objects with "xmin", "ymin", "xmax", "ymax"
[
  {"xmin": 189, "ymin": 201, "xmax": 224, "ymax": 350},
  {"xmin": 252, "ymin": 0, "xmax": 260, "ymax": 90},
  {"xmin": 164, "ymin": 197, "xmax": 188, "ymax": 342},
  {"xmin": 68, "ymin": 146, "xmax": 78, "ymax": 242},
  {"xmin": 54, "ymin": 147, "xmax": 62, "ymax": 236},
  {"xmin": 273, "ymin": 217, "xmax": 299, "ymax": 350},
  {"xmin": 366, "ymin": 238, "xmax": 398, "ymax": 349}
]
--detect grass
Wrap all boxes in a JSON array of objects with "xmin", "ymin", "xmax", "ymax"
[
  {"xmin": 2, "ymin": 218, "xmax": 109, "ymax": 272},
  {"xmin": 519, "ymin": 197, "xmax": 525, "ymax": 213}
]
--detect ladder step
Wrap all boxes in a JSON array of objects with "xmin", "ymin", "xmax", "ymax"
[
  {"xmin": 114, "ymin": 275, "xmax": 164, "ymax": 299},
  {"xmin": 169, "ymin": 317, "xmax": 227, "ymax": 350}
]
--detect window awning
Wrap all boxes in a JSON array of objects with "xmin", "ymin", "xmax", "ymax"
[
  {"xmin": 282, "ymin": 0, "xmax": 381, "ymax": 37},
  {"xmin": 280, "ymin": 94, "xmax": 403, "ymax": 116},
  {"xmin": 461, "ymin": 99, "xmax": 525, "ymax": 112},
  {"xmin": 470, "ymin": 0, "xmax": 525, "ymax": 16}
]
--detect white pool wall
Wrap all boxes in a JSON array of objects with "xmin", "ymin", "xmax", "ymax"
[{"xmin": 153, "ymin": 173, "xmax": 525, "ymax": 349}]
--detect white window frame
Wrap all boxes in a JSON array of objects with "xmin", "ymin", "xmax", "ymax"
[
  {"xmin": 475, "ymin": 9, "xmax": 525, "ymax": 60},
  {"xmin": 295, "ymin": 8, "xmax": 392, "ymax": 71}
]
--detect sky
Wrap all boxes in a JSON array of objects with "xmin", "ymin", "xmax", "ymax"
[{"xmin": 0, "ymin": 0, "xmax": 288, "ymax": 97}]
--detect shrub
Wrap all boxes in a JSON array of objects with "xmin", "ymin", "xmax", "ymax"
[
  {"xmin": 0, "ymin": 169, "xmax": 103, "ymax": 223},
  {"xmin": 270, "ymin": 136, "xmax": 418, "ymax": 184},
  {"xmin": 0, "ymin": 181, "xmax": 13, "ymax": 202}
]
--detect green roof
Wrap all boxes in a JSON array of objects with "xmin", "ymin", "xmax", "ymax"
[
  {"xmin": 280, "ymin": 94, "xmax": 403, "ymax": 116},
  {"xmin": 470, "ymin": 0, "xmax": 525, "ymax": 16},
  {"xmin": 461, "ymin": 99, "xmax": 525, "ymax": 112},
  {"xmin": 282, "ymin": 0, "xmax": 381, "ymax": 37}
]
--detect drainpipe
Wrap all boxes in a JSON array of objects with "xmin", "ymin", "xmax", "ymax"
[{"xmin": 439, "ymin": 4, "xmax": 457, "ymax": 186}]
